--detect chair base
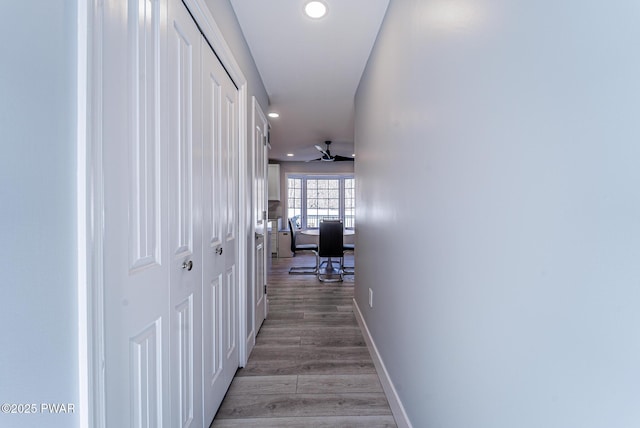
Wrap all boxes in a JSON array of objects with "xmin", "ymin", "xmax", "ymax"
[
  {"xmin": 288, "ymin": 252, "xmax": 319, "ymax": 275},
  {"xmin": 317, "ymin": 269, "xmax": 343, "ymax": 282},
  {"xmin": 317, "ymin": 258, "xmax": 343, "ymax": 282},
  {"xmin": 288, "ymin": 266, "xmax": 318, "ymax": 275},
  {"xmin": 342, "ymin": 249, "xmax": 354, "ymax": 275},
  {"xmin": 319, "ymin": 258, "xmax": 343, "ymax": 269}
]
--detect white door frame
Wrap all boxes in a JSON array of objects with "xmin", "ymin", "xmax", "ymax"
[
  {"xmin": 78, "ymin": 1, "xmax": 105, "ymax": 427},
  {"xmin": 248, "ymin": 96, "xmax": 269, "ymax": 355},
  {"xmin": 80, "ymin": 0, "xmax": 250, "ymax": 426}
]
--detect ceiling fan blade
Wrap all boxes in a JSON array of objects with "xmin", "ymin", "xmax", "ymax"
[
  {"xmin": 310, "ymin": 141, "xmax": 344, "ymax": 161},
  {"xmin": 307, "ymin": 156, "xmax": 335, "ymax": 162},
  {"xmin": 332, "ymin": 155, "xmax": 355, "ymax": 161}
]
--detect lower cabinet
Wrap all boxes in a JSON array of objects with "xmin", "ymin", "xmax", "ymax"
[
  {"xmin": 278, "ymin": 231, "xmax": 293, "ymax": 258},
  {"xmin": 268, "ymin": 219, "xmax": 279, "ymax": 256}
]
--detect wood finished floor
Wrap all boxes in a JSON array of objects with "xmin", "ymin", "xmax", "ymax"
[{"xmin": 210, "ymin": 254, "xmax": 397, "ymax": 428}]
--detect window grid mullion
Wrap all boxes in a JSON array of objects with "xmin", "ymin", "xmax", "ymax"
[{"xmin": 287, "ymin": 174, "xmax": 354, "ymax": 229}]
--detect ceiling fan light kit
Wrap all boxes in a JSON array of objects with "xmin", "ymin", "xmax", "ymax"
[{"xmin": 311, "ymin": 141, "xmax": 354, "ymax": 162}]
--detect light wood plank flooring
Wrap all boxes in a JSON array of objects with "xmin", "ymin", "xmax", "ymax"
[{"xmin": 210, "ymin": 254, "xmax": 397, "ymax": 427}]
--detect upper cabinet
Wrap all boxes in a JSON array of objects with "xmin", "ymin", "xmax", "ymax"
[{"xmin": 268, "ymin": 164, "xmax": 280, "ymax": 201}]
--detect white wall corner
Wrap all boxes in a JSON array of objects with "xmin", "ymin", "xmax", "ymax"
[{"xmin": 353, "ymin": 298, "xmax": 413, "ymax": 428}]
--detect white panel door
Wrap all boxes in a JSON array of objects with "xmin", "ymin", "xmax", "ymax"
[
  {"xmin": 167, "ymin": 2, "xmax": 203, "ymax": 427},
  {"xmin": 103, "ymin": 0, "xmax": 170, "ymax": 426},
  {"xmin": 103, "ymin": 1, "xmax": 239, "ymax": 426},
  {"xmin": 201, "ymin": 30, "xmax": 240, "ymax": 424},
  {"xmin": 253, "ymin": 100, "xmax": 268, "ymax": 338},
  {"xmin": 220, "ymin": 64, "xmax": 240, "ymax": 402}
]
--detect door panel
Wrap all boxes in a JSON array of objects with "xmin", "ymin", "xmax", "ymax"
[
  {"xmin": 201, "ymin": 25, "xmax": 239, "ymax": 425},
  {"xmin": 103, "ymin": 0, "xmax": 170, "ymax": 426},
  {"xmin": 254, "ymin": 239, "xmax": 265, "ymax": 331},
  {"xmin": 221, "ymin": 83, "xmax": 239, "ymax": 393},
  {"xmin": 224, "ymin": 266, "xmax": 237, "ymax": 357},
  {"xmin": 201, "ymin": 34, "xmax": 225, "ymax": 426},
  {"xmin": 224, "ymin": 92, "xmax": 237, "ymax": 243},
  {"xmin": 168, "ymin": 3, "xmax": 203, "ymax": 426},
  {"xmin": 130, "ymin": 320, "xmax": 163, "ymax": 427}
]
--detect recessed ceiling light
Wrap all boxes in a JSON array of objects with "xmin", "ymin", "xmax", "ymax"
[
  {"xmin": 352, "ymin": 153, "xmax": 355, "ymax": 157},
  {"xmin": 268, "ymin": 112, "xmax": 279, "ymax": 118},
  {"xmin": 286, "ymin": 153, "xmax": 295, "ymax": 157},
  {"xmin": 304, "ymin": 1, "xmax": 327, "ymax": 19}
]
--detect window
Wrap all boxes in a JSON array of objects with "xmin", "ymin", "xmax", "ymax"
[
  {"xmin": 287, "ymin": 177, "xmax": 302, "ymax": 226},
  {"xmin": 344, "ymin": 178, "xmax": 355, "ymax": 228},
  {"xmin": 287, "ymin": 175, "xmax": 355, "ymax": 229}
]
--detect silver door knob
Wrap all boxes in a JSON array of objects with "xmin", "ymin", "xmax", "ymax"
[{"xmin": 182, "ymin": 260, "xmax": 193, "ymax": 271}]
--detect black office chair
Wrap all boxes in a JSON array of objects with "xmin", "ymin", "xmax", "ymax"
[
  {"xmin": 342, "ymin": 243, "xmax": 354, "ymax": 275},
  {"xmin": 288, "ymin": 218, "xmax": 319, "ymax": 274},
  {"xmin": 317, "ymin": 220, "xmax": 344, "ymax": 282}
]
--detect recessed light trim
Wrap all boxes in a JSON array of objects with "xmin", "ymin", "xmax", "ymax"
[
  {"xmin": 268, "ymin": 112, "xmax": 279, "ymax": 118},
  {"xmin": 304, "ymin": 1, "xmax": 327, "ymax": 19}
]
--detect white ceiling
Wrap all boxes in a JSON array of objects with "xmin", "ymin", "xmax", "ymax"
[{"xmin": 229, "ymin": 0, "xmax": 389, "ymax": 161}]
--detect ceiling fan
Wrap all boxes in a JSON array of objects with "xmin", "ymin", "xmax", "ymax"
[{"xmin": 311, "ymin": 141, "xmax": 354, "ymax": 162}]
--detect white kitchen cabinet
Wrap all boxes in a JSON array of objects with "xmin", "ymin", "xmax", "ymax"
[{"xmin": 268, "ymin": 164, "xmax": 280, "ymax": 201}]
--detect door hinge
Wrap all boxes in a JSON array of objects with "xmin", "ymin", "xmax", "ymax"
[
  {"xmin": 262, "ymin": 210, "xmax": 267, "ymax": 220},
  {"xmin": 264, "ymin": 284, "xmax": 267, "ymax": 294}
]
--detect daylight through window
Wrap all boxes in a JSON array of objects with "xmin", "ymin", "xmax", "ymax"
[{"xmin": 287, "ymin": 175, "xmax": 355, "ymax": 229}]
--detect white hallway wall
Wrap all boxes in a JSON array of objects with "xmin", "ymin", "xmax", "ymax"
[
  {"xmin": 0, "ymin": 1, "xmax": 79, "ymax": 428},
  {"xmin": 355, "ymin": 0, "xmax": 640, "ymax": 427}
]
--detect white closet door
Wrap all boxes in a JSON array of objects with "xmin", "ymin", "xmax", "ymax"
[
  {"xmin": 103, "ymin": 1, "xmax": 240, "ymax": 426},
  {"xmin": 167, "ymin": 1, "xmax": 203, "ymax": 427},
  {"xmin": 103, "ymin": 0, "xmax": 171, "ymax": 426},
  {"xmin": 201, "ymin": 28, "xmax": 240, "ymax": 425}
]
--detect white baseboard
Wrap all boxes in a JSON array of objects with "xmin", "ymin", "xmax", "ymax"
[{"xmin": 353, "ymin": 299, "xmax": 413, "ymax": 428}]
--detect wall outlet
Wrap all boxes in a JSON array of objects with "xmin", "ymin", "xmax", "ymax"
[{"xmin": 368, "ymin": 288, "xmax": 373, "ymax": 308}]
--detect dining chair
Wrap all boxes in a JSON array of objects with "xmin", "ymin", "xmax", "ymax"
[
  {"xmin": 317, "ymin": 218, "xmax": 342, "ymax": 268},
  {"xmin": 342, "ymin": 243, "xmax": 354, "ymax": 275},
  {"xmin": 288, "ymin": 218, "xmax": 319, "ymax": 274},
  {"xmin": 317, "ymin": 219, "xmax": 344, "ymax": 282}
]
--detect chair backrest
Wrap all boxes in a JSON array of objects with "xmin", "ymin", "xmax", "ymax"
[
  {"xmin": 288, "ymin": 218, "xmax": 297, "ymax": 252},
  {"xmin": 318, "ymin": 220, "xmax": 343, "ymax": 258}
]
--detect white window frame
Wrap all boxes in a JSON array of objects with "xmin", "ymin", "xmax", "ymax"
[{"xmin": 286, "ymin": 174, "xmax": 355, "ymax": 229}]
